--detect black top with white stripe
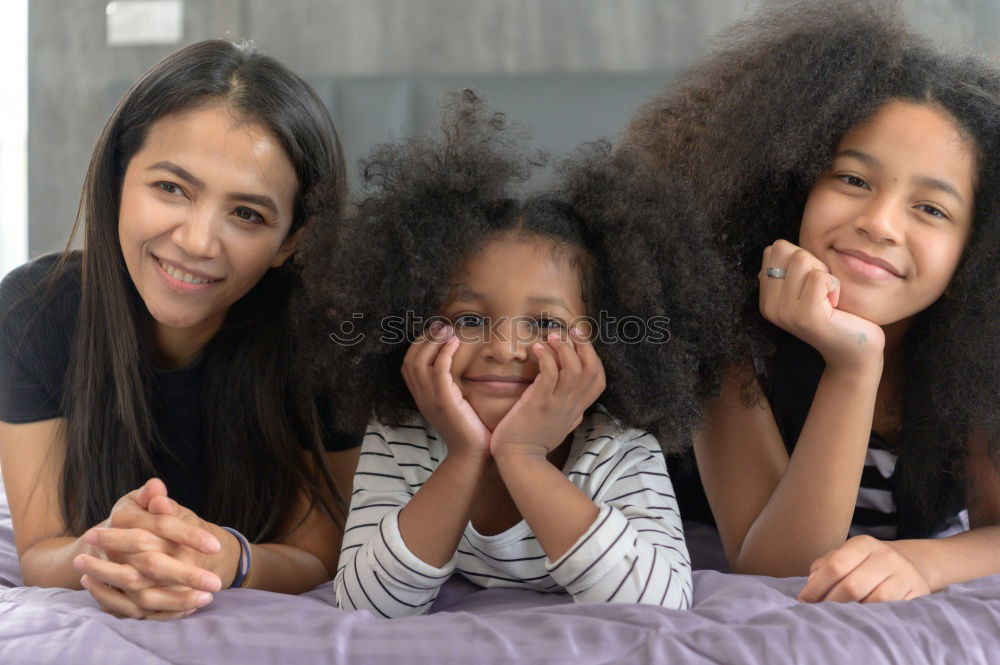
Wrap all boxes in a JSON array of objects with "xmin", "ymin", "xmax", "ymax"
[{"xmin": 669, "ymin": 331, "xmax": 965, "ymax": 539}]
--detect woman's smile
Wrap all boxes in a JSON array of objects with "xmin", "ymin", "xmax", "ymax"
[{"xmin": 153, "ymin": 254, "xmax": 224, "ymax": 292}]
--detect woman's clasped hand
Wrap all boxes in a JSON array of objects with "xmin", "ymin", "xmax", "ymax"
[{"xmin": 73, "ymin": 478, "xmax": 240, "ymax": 620}]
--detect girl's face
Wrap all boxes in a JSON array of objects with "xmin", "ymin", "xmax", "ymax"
[
  {"xmin": 440, "ymin": 234, "xmax": 589, "ymax": 431},
  {"xmin": 799, "ymin": 100, "xmax": 975, "ymax": 328},
  {"xmin": 118, "ymin": 105, "xmax": 300, "ymax": 361}
]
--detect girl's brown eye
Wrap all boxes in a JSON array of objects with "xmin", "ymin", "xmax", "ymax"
[
  {"xmin": 839, "ymin": 175, "xmax": 869, "ymax": 189},
  {"xmin": 533, "ymin": 317, "xmax": 565, "ymax": 330},
  {"xmin": 453, "ymin": 314, "xmax": 485, "ymax": 328},
  {"xmin": 917, "ymin": 204, "xmax": 946, "ymax": 219}
]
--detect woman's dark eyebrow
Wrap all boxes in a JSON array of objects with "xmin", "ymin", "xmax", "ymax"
[
  {"xmin": 148, "ymin": 160, "xmax": 278, "ymax": 212},
  {"xmin": 233, "ymin": 192, "xmax": 278, "ymax": 213},
  {"xmin": 149, "ymin": 160, "xmax": 204, "ymax": 187},
  {"xmin": 834, "ymin": 150, "xmax": 964, "ymax": 203}
]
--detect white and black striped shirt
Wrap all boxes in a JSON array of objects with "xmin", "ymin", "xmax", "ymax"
[
  {"xmin": 850, "ymin": 433, "xmax": 901, "ymax": 540},
  {"xmin": 334, "ymin": 407, "xmax": 692, "ymax": 618},
  {"xmin": 850, "ymin": 432, "xmax": 969, "ymax": 540}
]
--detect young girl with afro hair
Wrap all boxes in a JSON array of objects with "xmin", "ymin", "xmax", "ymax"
[
  {"xmin": 626, "ymin": 0, "xmax": 1000, "ymax": 603},
  {"xmin": 296, "ymin": 91, "xmax": 740, "ymax": 616}
]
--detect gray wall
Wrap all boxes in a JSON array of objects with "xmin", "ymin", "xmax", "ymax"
[{"xmin": 28, "ymin": 0, "xmax": 1000, "ymax": 257}]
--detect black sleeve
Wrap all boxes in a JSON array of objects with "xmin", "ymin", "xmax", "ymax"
[
  {"xmin": 669, "ymin": 334, "xmax": 825, "ymax": 528},
  {"xmin": 0, "ymin": 255, "xmax": 77, "ymax": 424},
  {"xmin": 761, "ymin": 330, "xmax": 826, "ymax": 455},
  {"xmin": 315, "ymin": 389, "xmax": 362, "ymax": 451}
]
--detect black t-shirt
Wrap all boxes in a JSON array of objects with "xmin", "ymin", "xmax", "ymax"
[
  {"xmin": 668, "ymin": 331, "xmax": 963, "ymax": 539},
  {"xmin": 0, "ymin": 254, "xmax": 359, "ymax": 514}
]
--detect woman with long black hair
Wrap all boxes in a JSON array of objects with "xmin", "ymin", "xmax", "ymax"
[{"xmin": 0, "ymin": 40, "xmax": 358, "ymax": 620}]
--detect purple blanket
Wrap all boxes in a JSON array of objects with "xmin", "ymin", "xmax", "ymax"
[{"xmin": 1, "ymin": 485, "xmax": 998, "ymax": 664}]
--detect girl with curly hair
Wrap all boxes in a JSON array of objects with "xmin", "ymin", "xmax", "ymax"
[
  {"xmin": 626, "ymin": 0, "xmax": 1000, "ymax": 603},
  {"xmin": 297, "ymin": 91, "xmax": 739, "ymax": 616}
]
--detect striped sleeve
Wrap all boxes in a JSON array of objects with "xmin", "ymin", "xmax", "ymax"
[
  {"xmin": 545, "ymin": 431, "xmax": 692, "ymax": 609},
  {"xmin": 333, "ymin": 425, "xmax": 454, "ymax": 618}
]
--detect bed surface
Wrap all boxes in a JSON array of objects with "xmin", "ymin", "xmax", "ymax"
[{"xmin": 2, "ymin": 479, "xmax": 998, "ymax": 665}]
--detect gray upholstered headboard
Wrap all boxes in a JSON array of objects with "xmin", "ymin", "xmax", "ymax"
[
  {"xmin": 112, "ymin": 71, "xmax": 674, "ymax": 186},
  {"xmin": 305, "ymin": 71, "xmax": 674, "ymax": 183}
]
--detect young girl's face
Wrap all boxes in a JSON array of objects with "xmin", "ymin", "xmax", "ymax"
[
  {"xmin": 798, "ymin": 100, "xmax": 975, "ymax": 328},
  {"xmin": 118, "ymin": 104, "xmax": 300, "ymax": 356},
  {"xmin": 440, "ymin": 234, "xmax": 589, "ymax": 431}
]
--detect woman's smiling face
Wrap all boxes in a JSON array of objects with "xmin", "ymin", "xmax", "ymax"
[
  {"xmin": 439, "ymin": 234, "xmax": 589, "ymax": 431},
  {"xmin": 798, "ymin": 100, "xmax": 975, "ymax": 328},
  {"xmin": 117, "ymin": 104, "xmax": 300, "ymax": 364}
]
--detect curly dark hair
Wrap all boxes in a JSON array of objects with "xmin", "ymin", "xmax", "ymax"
[
  {"xmin": 296, "ymin": 90, "xmax": 741, "ymax": 452},
  {"xmin": 625, "ymin": 0, "xmax": 1000, "ymax": 535}
]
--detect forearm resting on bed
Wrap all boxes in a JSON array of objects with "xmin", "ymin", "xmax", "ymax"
[
  {"xmin": 892, "ymin": 526, "xmax": 1000, "ymax": 592},
  {"xmin": 20, "ymin": 536, "xmax": 98, "ymax": 589},
  {"xmin": 729, "ymin": 365, "xmax": 881, "ymax": 576},
  {"xmin": 243, "ymin": 542, "xmax": 332, "ymax": 593}
]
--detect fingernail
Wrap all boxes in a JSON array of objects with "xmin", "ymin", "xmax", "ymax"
[
  {"xmin": 205, "ymin": 536, "xmax": 221, "ymax": 553},
  {"xmin": 83, "ymin": 531, "xmax": 98, "ymax": 545},
  {"xmin": 72, "ymin": 555, "xmax": 86, "ymax": 571},
  {"xmin": 571, "ymin": 326, "xmax": 583, "ymax": 339},
  {"xmin": 196, "ymin": 593, "xmax": 213, "ymax": 606},
  {"xmin": 442, "ymin": 325, "xmax": 453, "ymax": 337},
  {"xmin": 429, "ymin": 321, "xmax": 444, "ymax": 334},
  {"xmin": 206, "ymin": 575, "xmax": 222, "ymax": 592},
  {"xmin": 80, "ymin": 576, "xmax": 90, "ymax": 590}
]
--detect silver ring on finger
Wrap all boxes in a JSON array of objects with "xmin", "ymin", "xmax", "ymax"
[{"xmin": 765, "ymin": 267, "xmax": 787, "ymax": 279}]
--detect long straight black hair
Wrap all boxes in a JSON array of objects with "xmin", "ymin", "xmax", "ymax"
[{"xmin": 59, "ymin": 40, "xmax": 348, "ymax": 540}]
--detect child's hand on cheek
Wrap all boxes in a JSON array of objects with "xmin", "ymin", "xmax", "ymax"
[
  {"xmin": 759, "ymin": 239, "xmax": 885, "ymax": 371},
  {"xmin": 490, "ymin": 328, "xmax": 606, "ymax": 459},
  {"xmin": 797, "ymin": 535, "xmax": 932, "ymax": 604},
  {"xmin": 402, "ymin": 322, "xmax": 492, "ymax": 460}
]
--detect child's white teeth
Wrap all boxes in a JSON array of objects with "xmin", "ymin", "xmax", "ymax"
[{"xmin": 159, "ymin": 259, "xmax": 213, "ymax": 285}]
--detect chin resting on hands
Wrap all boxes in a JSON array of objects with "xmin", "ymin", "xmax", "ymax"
[
  {"xmin": 73, "ymin": 478, "xmax": 236, "ymax": 620},
  {"xmin": 797, "ymin": 535, "xmax": 931, "ymax": 604},
  {"xmin": 759, "ymin": 240, "xmax": 884, "ymax": 370},
  {"xmin": 490, "ymin": 328, "xmax": 606, "ymax": 458}
]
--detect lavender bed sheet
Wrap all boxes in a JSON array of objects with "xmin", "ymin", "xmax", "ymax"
[{"xmin": 1, "ymin": 486, "xmax": 998, "ymax": 665}]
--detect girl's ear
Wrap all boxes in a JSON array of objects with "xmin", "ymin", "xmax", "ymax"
[{"xmin": 271, "ymin": 227, "xmax": 303, "ymax": 268}]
